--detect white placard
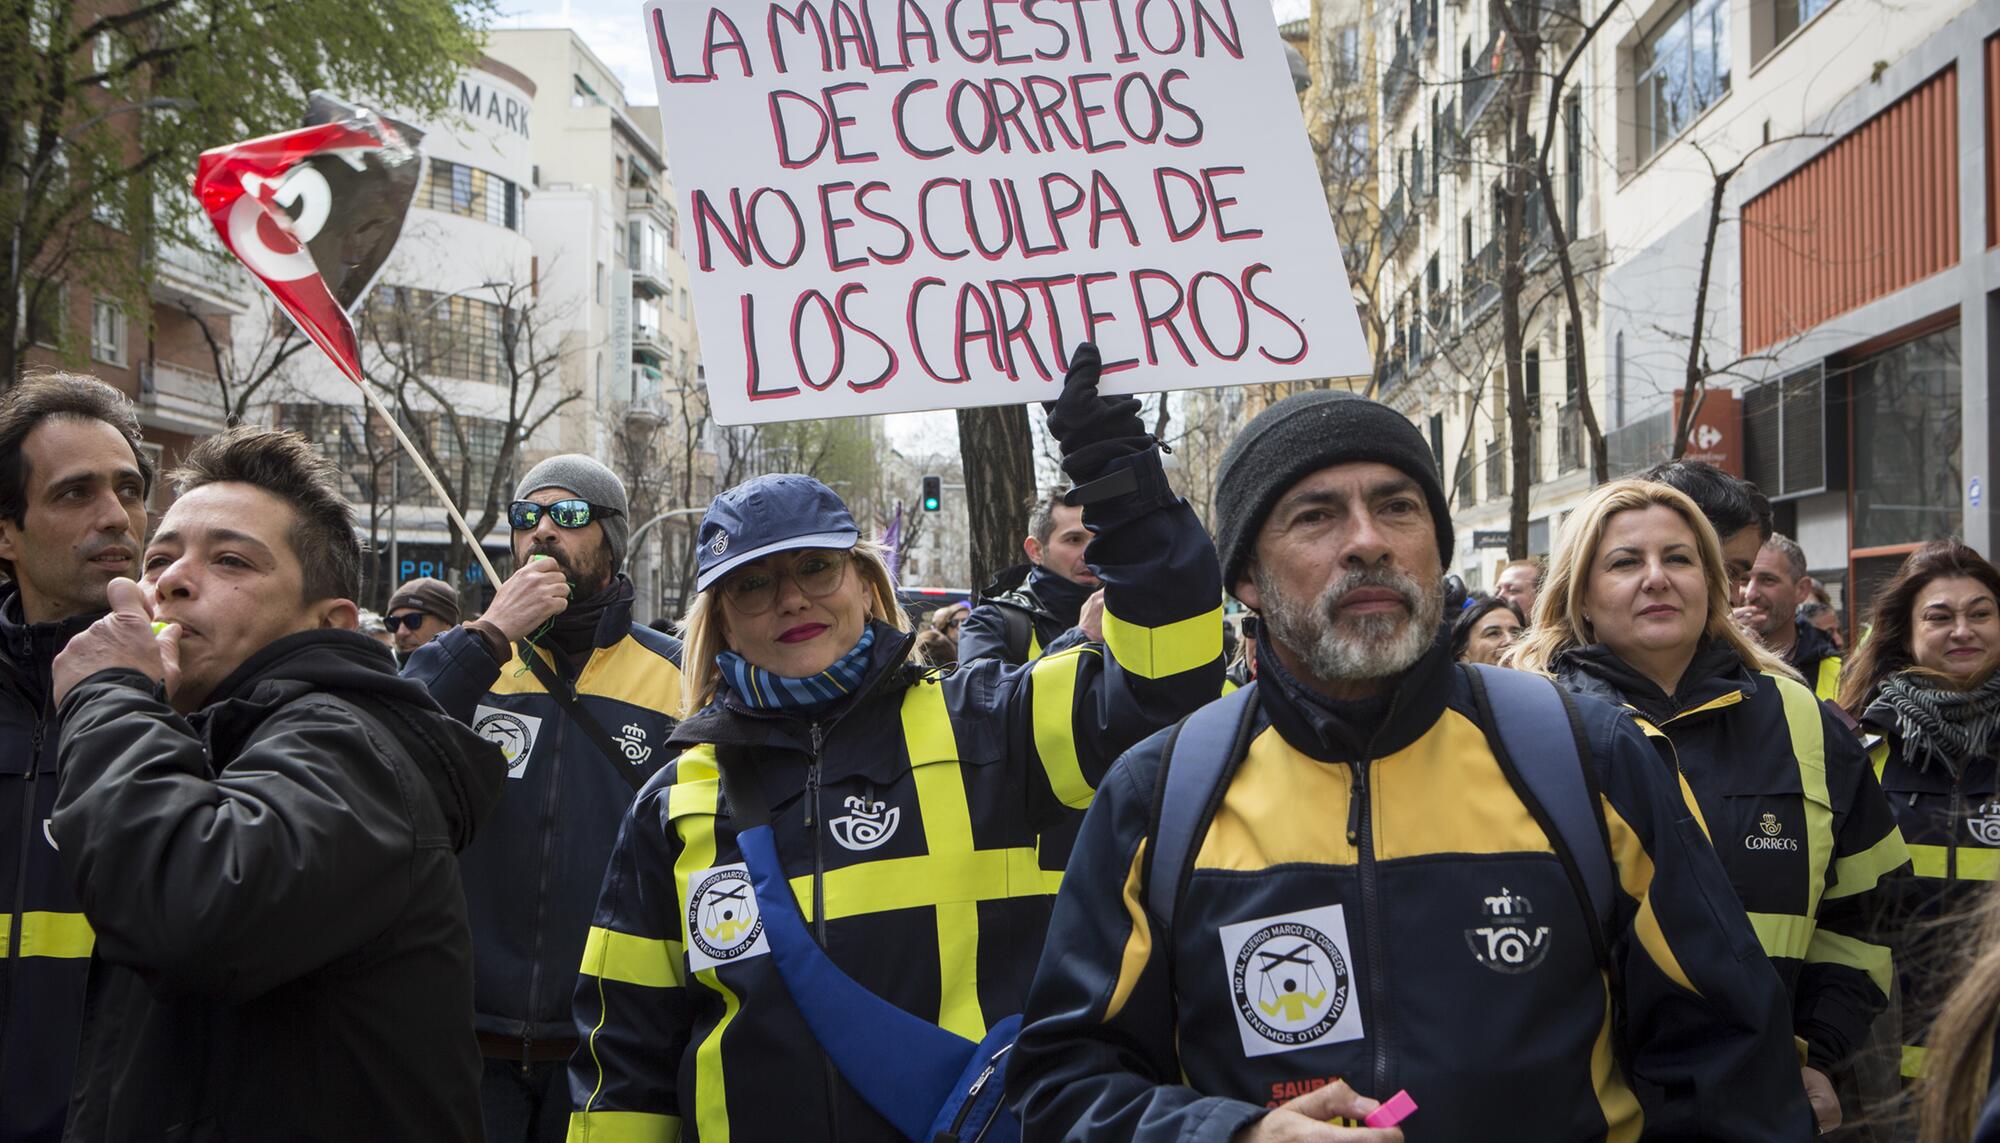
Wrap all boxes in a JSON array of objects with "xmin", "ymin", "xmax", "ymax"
[{"xmin": 644, "ymin": 0, "xmax": 1369, "ymax": 425}]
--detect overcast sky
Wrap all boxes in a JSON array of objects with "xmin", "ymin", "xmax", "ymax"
[{"xmin": 492, "ymin": 0, "xmax": 1312, "ymax": 105}]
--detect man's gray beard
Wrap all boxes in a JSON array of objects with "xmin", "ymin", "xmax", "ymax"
[{"xmin": 1256, "ymin": 565, "xmax": 1443, "ymax": 685}]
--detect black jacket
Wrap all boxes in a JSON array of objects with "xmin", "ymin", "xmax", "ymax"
[
  {"xmin": 1556, "ymin": 642, "xmax": 1906, "ymax": 1072},
  {"xmin": 1785, "ymin": 619, "xmax": 1844, "ymax": 703},
  {"xmin": 567, "ymin": 444, "xmax": 1226, "ymax": 1142},
  {"xmin": 959, "ymin": 564, "xmax": 1092, "ymax": 665},
  {"xmin": 1858, "ymin": 687, "xmax": 2000, "ymax": 1072},
  {"xmin": 404, "ymin": 587, "xmax": 684, "ymax": 1051},
  {"xmin": 52, "ymin": 630, "xmax": 506, "ymax": 1142},
  {"xmin": 0, "ymin": 589, "xmax": 96, "ymax": 1143},
  {"xmin": 1011, "ymin": 636, "xmax": 1814, "ymax": 1142}
]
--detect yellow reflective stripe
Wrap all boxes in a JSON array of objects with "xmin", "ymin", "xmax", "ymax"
[
  {"xmin": 670, "ymin": 745, "xmax": 738, "ymax": 1143},
  {"xmin": 1106, "ymin": 841, "xmax": 1152, "ymax": 1023},
  {"xmin": 13, "ymin": 911, "xmax": 93, "ymax": 958},
  {"xmin": 667, "ymin": 779, "xmax": 719, "ymax": 821},
  {"xmin": 1102, "ymin": 606, "xmax": 1223, "ymax": 681},
  {"xmin": 1869, "ymin": 739, "xmax": 1889, "ymax": 781},
  {"xmin": 1029, "ymin": 648, "xmax": 1092, "ymax": 809},
  {"xmin": 1902, "ymin": 1045, "xmax": 1928, "ymax": 1078},
  {"xmin": 579, "ymin": 926, "xmax": 683, "ymax": 989},
  {"xmin": 1814, "ymin": 658, "xmax": 1842, "ymax": 703},
  {"xmin": 1773, "ymin": 675, "xmax": 1833, "ymax": 912},
  {"xmin": 1658, "ymin": 691, "xmax": 1744, "ymax": 724},
  {"xmin": 1822, "ymin": 829, "xmax": 1911, "ymax": 901},
  {"xmin": 1909, "ymin": 844, "xmax": 2000, "ymax": 881},
  {"xmin": 1807, "ymin": 928, "xmax": 1895, "ymax": 996},
  {"xmin": 904, "ymin": 682, "xmax": 987, "ymax": 1042},
  {"xmin": 789, "ymin": 847, "xmax": 1054, "ymax": 923},
  {"xmin": 1604, "ymin": 799, "xmax": 1699, "ymax": 997},
  {"xmin": 902, "ymin": 676, "xmax": 959, "ymax": 763},
  {"xmin": 566, "ymin": 1110, "xmax": 680, "ymax": 1143},
  {"xmin": 1027, "ymin": 630, "xmax": 1042, "ymax": 660},
  {"xmin": 1746, "ymin": 911, "xmax": 1816, "ymax": 960}
]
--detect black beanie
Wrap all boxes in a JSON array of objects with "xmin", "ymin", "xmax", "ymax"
[{"xmin": 1214, "ymin": 390, "xmax": 1454, "ymax": 595}]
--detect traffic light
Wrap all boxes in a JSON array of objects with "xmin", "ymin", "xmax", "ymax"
[{"xmin": 921, "ymin": 475, "xmax": 942, "ymax": 512}]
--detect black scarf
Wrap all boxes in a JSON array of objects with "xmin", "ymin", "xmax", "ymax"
[
  {"xmin": 547, "ymin": 575, "xmax": 635, "ymax": 660},
  {"xmin": 1870, "ymin": 668, "xmax": 2000, "ymax": 777}
]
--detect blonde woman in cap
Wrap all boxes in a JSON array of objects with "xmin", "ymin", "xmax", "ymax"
[
  {"xmin": 1515, "ymin": 478, "xmax": 1908, "ymax": 1132},
  {"xmin": 564, "ymin": 345, "xmax": 1225, "ymax": 1142}
]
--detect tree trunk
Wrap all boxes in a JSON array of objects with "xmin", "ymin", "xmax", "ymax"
[
  {"xmin": 956, "ymin": 404, "xmax": 1036, "ymax": 590},
  {"xmin": 1672, "ymin": 170, "xmax": 1733, "ymax": 459},
  {"xmin": 1498, "ymin": 27, "xmax": 1538, "ymax": 560}
]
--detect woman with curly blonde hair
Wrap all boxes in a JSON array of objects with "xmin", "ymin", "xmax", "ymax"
[{"xmin": 1517, "ymin": 478, "xmax": 1909, "ymax": 1133}]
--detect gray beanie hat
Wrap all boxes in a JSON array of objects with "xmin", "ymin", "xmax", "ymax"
[
  {"xmin": 1213, "ymin": 390, "xmax": 1454, "ymax": 597},
  {"xmin": 515, "ymin": 454, "xmax": 630, "ymax": 571}
]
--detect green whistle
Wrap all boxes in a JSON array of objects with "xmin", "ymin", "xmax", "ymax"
[{"xmin": 152, "ymin": 621, "xmax": 170, "ymax": 635}]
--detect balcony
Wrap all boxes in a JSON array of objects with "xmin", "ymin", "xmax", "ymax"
[
  {"xmin": 1539, "ymin": 0, "xmax": 1580, "ymax": 35},
  {"xmin": 623, "ymin": 364, "xmax": 668, "ymax": 425},
  {"xmin": 1380, "ymin": 183, "xmax": 1410, "ymax": 250},
  {"xmin": 139, "ymin": 359, "xmax": 226, "ymax": 434},
  {"xmin": 1461, "ymin": 29, "xmax": 1503, "ymax": 136},
  {"xmin": 1460, "ymin": 239, "xmax": 1500, "ymax": 325},
  {"xmin": 149, "ymin": 240, "xmax": 251, "ymax": 317},
  {"xmin": 1426, "ymin": 287, "xmax": 1454, "ymax": 340},
  {"xmin": 632, "ymin": 322, "xmax": 671, "ymax": 361},
  {"xmin": 1379, "ymin": 348, "xmax": 1407, "ymax": 393},
  {"xmin": 1557, "ymin": 400, "xmax": 1587, "ymax": 474},
  {"xmin": 1381, "ymin": 32, "xmax": 1415, "ymax": 118},
  {"xmin": 627, "ymin": 186, "xmax": 671, "ymax": 220},
  {"xmin": 1438, "ymin": 100, "xmax": 1469, "ymax": 173},
  {"xmin": 631, "ymin": 257, "xmax": 670, "ymax": 298}
]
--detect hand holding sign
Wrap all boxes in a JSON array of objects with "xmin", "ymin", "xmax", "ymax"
[{"xmin": 645, "ymin": 0, "xmax": 1368, "ymax": 425}]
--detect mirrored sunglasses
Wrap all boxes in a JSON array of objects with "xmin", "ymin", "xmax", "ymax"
[{"xmin": 509, "ymin": 499, "xmax": 606, "ymax": 531}]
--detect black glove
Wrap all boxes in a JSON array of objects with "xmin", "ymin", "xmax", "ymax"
[{"xmin": 1043, "ymin": 342, "xmax": 1150, "ymax": 482}]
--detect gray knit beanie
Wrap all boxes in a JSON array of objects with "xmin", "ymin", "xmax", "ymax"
[
  {"xmin": 1213, "ymin": 390, "xmax": 1454, "ymax": 596},
  {"xmin": 515, "ymin": 455, "xmax": 630, "ymax": 571}
]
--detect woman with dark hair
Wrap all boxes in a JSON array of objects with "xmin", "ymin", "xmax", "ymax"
[
  {"xmin": 1840, "ymin": 541, "xmax": 2000, "ymax": 1092},
  {"xmin": 1451, "ymin": 595, "xmax": 1525, "ymax": 665}
]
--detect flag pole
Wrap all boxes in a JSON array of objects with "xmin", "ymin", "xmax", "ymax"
[{"xmin": 344, "ymin": 363, "xmax": 502, "ymax": 586}]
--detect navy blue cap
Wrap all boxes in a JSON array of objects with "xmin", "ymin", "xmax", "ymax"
[{"xmin": 696, "ymin": 474, "xmax": 862, "ymax": 592}]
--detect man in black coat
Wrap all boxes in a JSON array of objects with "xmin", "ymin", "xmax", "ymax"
[{"xmin": 48, "ymin": 426, "xmax": 505, "ymax": 1142}]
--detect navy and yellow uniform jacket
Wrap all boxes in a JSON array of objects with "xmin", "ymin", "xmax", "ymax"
[
  {"xmin": 1557, "ymin": 642, "xmax": 1908, "ymax": 1073},
  {"xmin": 0, "ymin": 591, "xmax": 94, "ymax": 1143},
  {"xmin": 1786, "ymin": 619, "xmax": 1844, "ymax": 704},
  {"xmin": 1858, "ymin": 689, "xmax": 2000, "ymax": 1079},
  {"xmin": 565, "ymin": 445, "xmax": 1222, "ymax": 1143},
  {"xmin": 1009, "ymin": 638, "xmax": 1816, "ymax": 1143},
  {"xmin": 960, "ymin": 564, "xmax": 1091, "ymax": 666},
  {"xmin": 406, "ymin": 586, "xmax": 684, "ymax": 1052}
]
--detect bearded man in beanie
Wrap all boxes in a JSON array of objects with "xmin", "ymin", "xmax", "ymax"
[
  {"xmin": 404, "ymin": 454, "xmax": 685, "ymax": 1143},
  {"xmin": 1008, "ymin": 392, "xmax": 1814, "ymax": 1142}
]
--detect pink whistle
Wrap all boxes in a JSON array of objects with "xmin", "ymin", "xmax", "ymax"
[{"xmin": 1364, "ymin": 1090, "xmax": 1417, "ymax": 1129}]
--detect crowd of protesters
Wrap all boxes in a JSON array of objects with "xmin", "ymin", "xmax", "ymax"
[{"xmin": 8, "ymin": 358, "xmax": 2000, "ymax": 1143}]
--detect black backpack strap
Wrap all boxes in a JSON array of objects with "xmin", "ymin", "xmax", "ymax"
[
  {"xmin": 1146, "ymin": 684, "xmax": 1261, "ymax": 926},
  {"xmin": 997, "ymin": 603, "xmax": 1035, "ymax": 665},
  {"xmin": 1463, "ymin": 664, "xmax": 1616, "ymax": 964},
  {"xmin": 518, "ymin": 641, "xmax": 648, "ymax": 793}
]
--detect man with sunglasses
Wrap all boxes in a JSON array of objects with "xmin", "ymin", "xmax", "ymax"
[
  {"xmin": 385, "ymin": 576, "xmax": 460, "ymax": 658},
  {"xmin": 404, "ymin": 454, "xmax": 685, "ymax": 1143}
]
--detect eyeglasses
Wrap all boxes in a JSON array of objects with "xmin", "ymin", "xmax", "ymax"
[
  {"xmin": 509, "ymin": 499, "xmax": 613, "ymax": 531},
  {"xmin": 383, "ymin": 613, "xmax": 430, "ymax": 633},
  {"xmin": 718, "ymin": 551, "xmax": 850, "ymax": 616}
]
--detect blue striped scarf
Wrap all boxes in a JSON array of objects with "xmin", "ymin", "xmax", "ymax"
[{"xmin": 717, "ymin": 626, "xmax": 876, "ymax": 712}]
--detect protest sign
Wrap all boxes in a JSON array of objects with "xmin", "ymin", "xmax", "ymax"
[{"xmin": 645, "ymin": 0, "xmax": 1369, "ymax": 424}]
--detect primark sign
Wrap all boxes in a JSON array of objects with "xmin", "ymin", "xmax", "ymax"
[{"xmin": 458, "ymin": 77, "xmax": 531, "ymax": 140}]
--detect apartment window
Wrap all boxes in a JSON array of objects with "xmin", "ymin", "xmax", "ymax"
[
  {"xmin": 90, "ymin": 298, "xmax": 126, "ymax": 367},
  {"xmin": 1636, "ymin": 0, "xmax": 1731, "ymax": 162},
  {"xmin": 1429, "ymin": 412, "xmax": 1445, "ymax": 465},
  {"xmin": 423, "ymin": 159, "xmax": 526, "ymax": 231},
  {"xmin": 1563, "ymin": 95, "xmax": 1582, "ymax": 234},
  {"xmin": 615, "ymin": 223, "xmax": 627, "ymax": 262},
  {"xmin": 363, "ymin": 286, "xmax": 511, "ymax": 384},
  {"xmin": 1332, "ymin": 122, "xmax": 1370, "ymax": 179},
  {"xmin": 1332, "ymin": 24, "xmax": 1361, "ymax": 84},
  {"xmin": 665, "ymin": 209, "xmax": 679, "ymax": 249},
  {"xmin": 1524, "ymin": 348, "xmax": 1542, "ymax": 414},
  {"xmin": 1774, "ymin": 0, "xmax": 1833, "ymax": 43}
]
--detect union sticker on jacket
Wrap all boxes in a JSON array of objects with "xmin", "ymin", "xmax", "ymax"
[
  {"xmin": 1218, "ymin": 904, "xmax": 1365, "ymax": 1058},
  {"xmin": 472, "ymin": 705, "xmax": 542, "ymax": 779},
  {"xmin": 685, "ymin": 863, "xmax": 771, "ymax": 973}
]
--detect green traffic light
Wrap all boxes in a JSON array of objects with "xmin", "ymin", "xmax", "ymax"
[{"xmin": 923, "ymin": 497, "xmax": 940, "ymax": 511}]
